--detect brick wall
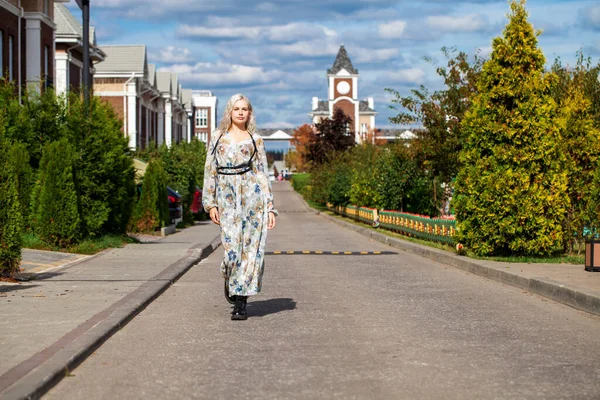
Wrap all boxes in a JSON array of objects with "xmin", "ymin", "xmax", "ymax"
[
  {"xmin": 333, "ymin": 99, "xmax": 355, "ymax": 123},
  {"xmin": 101, "ymin": 96, "xmax": 125, "ymax": 128}
]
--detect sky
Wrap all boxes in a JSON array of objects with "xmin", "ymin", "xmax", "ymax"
[{"xmin": 67, "ymin": 0, "xmax": 600, "ymax": 129}]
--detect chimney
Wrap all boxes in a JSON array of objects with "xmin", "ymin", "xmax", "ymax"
[{"xmin": 367, "ymin": 97, "xmax": 374, "ymax": 110}]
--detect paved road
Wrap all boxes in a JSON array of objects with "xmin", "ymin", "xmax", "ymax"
[{"xmin": 45, "ymin": 182, "xmax": 600, "ymax": 399}]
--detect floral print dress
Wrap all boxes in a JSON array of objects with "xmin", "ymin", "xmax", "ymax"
[{"xmin": 202, "ymin": 130, "xmax": 277, "ymax": 296}]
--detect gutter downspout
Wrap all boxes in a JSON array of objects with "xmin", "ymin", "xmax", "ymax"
[{"xmin": 18, "ymin": 0, "xmax": 23, "ymax": 102}]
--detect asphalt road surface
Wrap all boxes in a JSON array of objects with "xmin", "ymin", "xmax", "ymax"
[{"xmin": 45, "ymin": 182, "xmax": 600, "ymax": 399}]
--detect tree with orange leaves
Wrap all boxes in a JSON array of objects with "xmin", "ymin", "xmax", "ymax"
[{"xmin": 289, "ymin": 123, "xmax": 314, "ymax": 172}]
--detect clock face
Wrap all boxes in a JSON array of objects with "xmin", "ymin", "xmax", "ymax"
[{"xmin": 336, "ymin": 81, "xmax": 350, "ymax": 95}]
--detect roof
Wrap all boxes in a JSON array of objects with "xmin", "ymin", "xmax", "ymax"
[
  {"xmin": 359, "ymin": 100, "xmax": 376, "ymax": 113},
  {"xmin": 314, "ymin": 100, "xmax": 328, "ymax": 112},
  {"xmin": 171, "ymin": 74, "xmax": 179, "ymax": 97},
  {"xmin": 257, "ymin": 128, "xmax": 294, "ymax": 137},
  {"xmin": 148, "ymin": 64, "xmax": 156, "ymax": 85},
  {"xmin": 54, "ymin": 3, "xmax": 98, "ymax": 47},
  {"xmin": 328, "ymin": 45, "xmax": 358, "ymax": 75},
  {"xmin": 55, "ymin": 4, "xmax": 80, "ymax": 37},
  {"xmin": 266, "ymin": 130, "xmax": 293, "ymax": 140},
  {"xmin": 156, "ymin": 71, "xmax": 172, "ymax": 93},
  {"xmin": 181, "ymin": 89, "xmax": 193, "ymax": 109},
  {"xmin": 375, "ymin": 129, "xmax": 418, "ymax": 139},
  {"xmin": 95, "ymin": 45, "xmax": 146, "ymax": 75}
]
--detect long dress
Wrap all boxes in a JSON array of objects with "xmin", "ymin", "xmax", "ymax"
[{"xmin": 202, "ymin": 130, "xmax": 277, "ymax": 296}]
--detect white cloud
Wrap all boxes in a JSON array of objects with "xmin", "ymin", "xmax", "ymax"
[
  {"xmin": 151, "ymin": 46, "xmax": 192, "ymax": 64},
  {"xmin": 158, "ymin": 62, "xmax": 283, "ymax": 86},
  {"xmin": 426, "ymin": 14, "xmax": 488, "ymax": 33},
  {"xmin": 177, "ymin": 24, "xmax": 261, "ymax": 40},
  {"xmin": 273, "ymin": 40, "xmax": 340, "ymax": 57},
  {"xmin": 378, "ymin": 20, "xmax": 407, "ymax": 39},
  {"xmin": 264, "ymin": 23, "xmax": 337, "ymax": 43},
  {"xmin": 387, "ymin": 68, "xmax": 426, "ymax": 84},
  {"xmin": 580, "ymin": 5, "xmax": 600, "ymax": 30},
  {"xmin": 355, "ymin": 48, "xmax": 400, "ymax": 63},
  {"xmin": 261, "ymin": 121, "xmax": 296, "ymax": 129}
]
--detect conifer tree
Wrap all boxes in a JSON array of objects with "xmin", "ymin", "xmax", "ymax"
[
  {"xmin": 35, "ymin": 139, "xmax": 82, "ymax": 247},
  {"xmin": 453, "ymin": 0, "xmax": 568, "ymax": 256},
  {"xmin": 551, "ymin": 55, "xmax": 600, "ymax": 251},
  {"xmin": 130, "ymin": 158, "xmax": 169, "ymax": 232},
  {"xmin": 9, "ymin": 142, "xmax": 33, "ymax": 228},
  {"xmin": 0, "ymin": 140, "xmax": 23, "ymax": 276}
]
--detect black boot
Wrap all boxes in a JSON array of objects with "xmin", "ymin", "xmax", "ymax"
[{"xmin": 231, "ymin": 296, "xmax": 248, "ymax": 320}]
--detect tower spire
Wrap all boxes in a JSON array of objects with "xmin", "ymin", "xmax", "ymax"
[{"xmin": 328, "ymin": 45, "xmax": 358, "ymax": 75}]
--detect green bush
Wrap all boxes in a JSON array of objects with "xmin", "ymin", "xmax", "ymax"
[
  {"xmin": 0, "ymin": 140, "xmax": 23, "ymax": 276},
  {"xmin": 8, "ymin": 142, "xmax": 33, "ymax": 228},
  {"xmin": 129, "ymin": 158, "xmax": 169, "ymax": 232},
  {"xmin": 65, "ymin": 94, "xmax": 136, "ymax": 237},
  {"xmin": 290, "ymin": 173, "xmax": 311, "ymax": 193},
  {"xmin": 453, "ymin": 1, "xmax": 568, "ymax": 256},
  {"xmin": 349, "ymin": 145, "xmax": 379, "ymax": 208},
  {"xmin": 0, "ymin": 83, "xmax": 66, "ymax": 170},
  {"xmin": 34, "ymin": 139, "xmax": 82, "ymax": 247},
  {"xmin": 157, "ymin": 140, "xmax": 206, "ymax": 224},
  {"xmin": 136, "ymin": 140, "xmax": 206, "ymax": 225}
]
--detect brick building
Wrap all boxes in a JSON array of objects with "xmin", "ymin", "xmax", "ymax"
[
  {"xmin": 191, "ymin": 90, "xmax": 217, "ymax": 144},
  {"xmin": 54, "ymin": 2, "xmax": 104, "ymax": 96},
  {"xmin": 309, "ymin": 45, "xmax": 377, "ymax": 143},
  {"xmin": 0, "ymin": 0, "xmax": 67, "ymax": 97}
]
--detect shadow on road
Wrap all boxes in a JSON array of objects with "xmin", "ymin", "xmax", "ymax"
[{"xmin": 247, "ymin": 297, "xmax": 296, "ymax": 318}]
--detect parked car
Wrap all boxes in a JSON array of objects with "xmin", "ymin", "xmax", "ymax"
[{"xmin": 167, "ymin": 187, "xmax": 182, "ymax": 224}]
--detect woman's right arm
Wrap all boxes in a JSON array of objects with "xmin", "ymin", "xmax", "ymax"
[{"xmin": 202, "ymin": 133, "xmax": 219, "ymax": 213}]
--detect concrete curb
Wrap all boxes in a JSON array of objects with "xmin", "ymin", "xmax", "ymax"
[
  {"xmin": 293, "ymin": 191, "xmax": 600, "ymax": 318},
  {"xmin": 1, "ymin": 235, "xmax": 221, "ymax": 400}
]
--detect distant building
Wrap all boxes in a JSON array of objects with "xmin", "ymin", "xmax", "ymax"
[
  {"xmin": 258, "ymin": 129, "xmax": 295, "ymax": 154},
  {"xmin": 54, "ymin": 3, "xmax": 105, "ymax": 96},
  {"xmin": 191, "ymin": 90, "xmax": 218, "ymax": 144},
  {"xmin": 309, "ymin": 45, "xmax": 377, "ymax": 143}
]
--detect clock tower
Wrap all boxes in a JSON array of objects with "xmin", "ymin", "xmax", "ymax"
[{"xmin": 309, "ymin": 45, "xmax": 377, "ymax": 143}]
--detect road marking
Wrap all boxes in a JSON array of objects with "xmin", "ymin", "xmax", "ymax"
[{"xmin": 265, "ymin": 251, "xmax": 397, "ymax": 256}]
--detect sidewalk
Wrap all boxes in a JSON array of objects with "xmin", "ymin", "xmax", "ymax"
[
  {"xmin": 292, "ymin": 191, "xmax": 600, "ymax": 318},
  {"xmin": 0, "ymin": 222, "xmax": 220, "ymax": 400}
]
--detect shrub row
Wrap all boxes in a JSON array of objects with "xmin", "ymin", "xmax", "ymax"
[
  {"xmin": 0, "ymin": 82, "xmax": 136, "ymax": 274},
  {"xmin": 307, "ymin": 144, "xmax": 440, "ymax": 217}
]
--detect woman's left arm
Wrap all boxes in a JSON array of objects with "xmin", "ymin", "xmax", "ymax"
[{"xmin": 256, "ymin": 136, "xmax": 278, "ymax": 217}]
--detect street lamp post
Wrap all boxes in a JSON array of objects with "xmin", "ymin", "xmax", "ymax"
[{"xmin": 75, "ymin": 0, "xmax": 91, "ymax": 108}]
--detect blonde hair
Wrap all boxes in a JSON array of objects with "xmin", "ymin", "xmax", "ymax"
[{"xmin": 217, "ymin": 94, "xmax": 256, "ymax": 134}]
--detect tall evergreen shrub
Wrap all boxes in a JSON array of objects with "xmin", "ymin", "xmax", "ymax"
[
  {"xmin": 0, "ymin": 140, "xmax": 23, "ymax": 276},
  {"xmin": 9, "ymin": 142, "xmax": 33, "ymax": 228},
  {"xmin": 35, "ymin": 139, "xmax": 82, "ymax": 247},
  {"xmin": 453, "ymin": 0, "xmax": 568, "ymax": 256},
  {"xmin": 130, "ymin": 158, "xmax": 169, "ymax": 232},
  {"xmin": 65, "ymin": 94, "xmax": 136, "ymax": 237}
]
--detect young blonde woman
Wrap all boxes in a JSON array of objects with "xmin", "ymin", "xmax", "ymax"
[{"xmin": 202, "ymin": 94, "xmax": 277, "ymax": 320}]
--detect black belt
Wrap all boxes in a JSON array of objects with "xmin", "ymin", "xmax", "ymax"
[{"xmin": 217, "ymin": 164, "xmax": 253, "ymax": 175}]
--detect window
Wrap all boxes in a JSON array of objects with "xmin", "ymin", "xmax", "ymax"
[
  {"xmin": 197, "ymin": 132, "xmax": 208, "ymax": 143},
  {"xmin": 8, "ymin": 35, "xmax": 13, "ymax": 81},
  {"xmin": 44, "ymin": 0, "xmax": 49, "ymax": 15},
  {"xmin": 195, "ymin": 108, "xmax": 208, "ymax": 128},
  {"xmin": 360, "ymin": 123, "xmax": 367, "ymax": 134}
]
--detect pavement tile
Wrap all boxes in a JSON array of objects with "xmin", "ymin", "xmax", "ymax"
[{"xmin": 0, "ymin": 222, "xmax": 220, "ymax": 400}]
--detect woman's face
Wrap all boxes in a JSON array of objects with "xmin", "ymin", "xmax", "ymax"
[{"xmin": 231, "ymin": 99, "xmax": 250, "ymax": 127}]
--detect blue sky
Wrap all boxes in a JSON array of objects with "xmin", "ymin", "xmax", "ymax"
[{"xmin": 68, "ymin": 0, "xmax": 600, "ymax": 129}]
